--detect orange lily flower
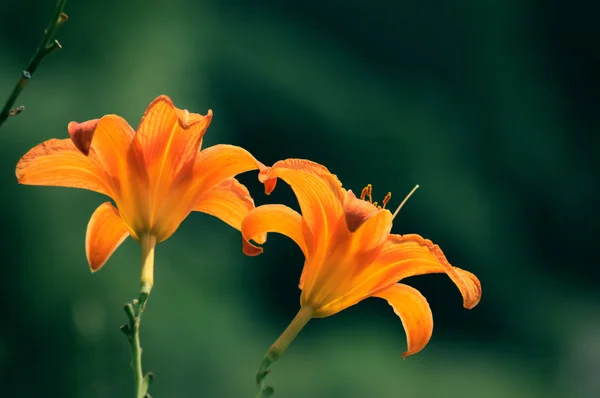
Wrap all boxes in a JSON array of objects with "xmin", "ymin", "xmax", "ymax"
[
  {"xmin": 16, "ymin": 95, "xmax": 266, "ymax": 292},
  {"xmin": 242, "ymin": 159, "xmax": 481, "ymax": 383}
]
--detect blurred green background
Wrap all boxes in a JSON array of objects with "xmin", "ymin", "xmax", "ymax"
[{"xmin": 1, "ymin": 0, "xmax": 599, "ymax": 397}]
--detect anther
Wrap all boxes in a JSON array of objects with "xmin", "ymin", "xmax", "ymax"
[
  {"xmin": 373, "ymin": 201, "xmax": 378, "ymax": 207},
  {"xmin": 382, "ymin": 192, "xmax": 391, "ymax": 208},
  {"xmin": 360, "ymin": 184, "xmax": 373, "ymax": 202},
  {"xmin": 392, "ymin": 185, "xmax": 419, "ymax": 219}
]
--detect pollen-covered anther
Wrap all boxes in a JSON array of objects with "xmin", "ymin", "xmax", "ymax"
[
  {"xmin": 382, "ymin": 192, "xmax": 391, "ymax": 208},
  {"xmin": 360, "ymin": 184, "xmax": 373, "ymax": 202}
]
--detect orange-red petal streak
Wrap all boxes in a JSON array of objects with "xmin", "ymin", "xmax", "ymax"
[
  {"xmin": 135, "ymin": 95, "xmax": 212, "ymax": 222},
  {"xmin": 136, "ymin": 96, "xmax": 212, "ymax": 174}
]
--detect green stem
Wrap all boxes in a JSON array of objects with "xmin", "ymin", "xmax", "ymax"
[
  {"xmin": 123, "ymin": 292, "xmax": 154, "ymax": 398},
  {"xmin": 256, "ymin": 306, "xmax": 313, "ymax": 397},
  {"xmin": 122, "ymin": 237, "xmax": 157, "ymax": 398},
  {"xmin": 0, "ymin": 0, "xmax": 67, "ymax": 129}
]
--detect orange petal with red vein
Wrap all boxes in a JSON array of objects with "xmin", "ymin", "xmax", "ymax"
[
  {"xmin": 364, "ymin": 234, "xmax": 481, "ymax": 309},
  {"xmin": 373, "ymin": 283, "xmax": 433, "ymax": 358},
  {"xmin": 150, "ymin": 144, "xmax": 265, "ymax": 242},
  {"xmin": 16, "ymin": 138, "xmax": 111, "ymax": 196},
  {"xmin": 316, "ymin": 233, "xmax": 480, "ymax": 316},
  {"xmin": 77, "ymin": 115, "xmax": 148, "ymax": 233},
  {"xmin": 307, "ymin": 208, "xmax": 392, "ymax": 314},
  {"xmin": 193, "ymin": 177, "xmax": 265, "ymax": 254},
  {"xmin": 86, "ymin": 202, "xmax": 130, "ymax": 272},
  {"xmin": 241, "ymin": 204, "xmax": 309, "ymax": 257},
  {"xmin": 136, "ymin": 95, "xmax": 212, "ymax": 179},
  {"xmin": 256, "ymin": 159, "xmax": 345, "ymax": 239}
]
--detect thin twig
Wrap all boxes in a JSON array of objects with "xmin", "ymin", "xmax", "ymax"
[{"xmin": 0, "ymin": 0, "xmax": 68, "ymax": 129}]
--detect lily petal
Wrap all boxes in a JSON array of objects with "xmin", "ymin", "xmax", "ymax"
[
  {"xmin": 257, "ymin": 159, "xmax": 345, "ymax": 242},
  {"xmin": 136, "ymin": 95, "xmax": 212, "ymax": 173},
  {"xmin": 86, "ymin": 202, "xmax": 130, "ymax": 272},
  {"xmin": 316, "ymin": 233, "xmax": 480, "ymax": 316},
  {"xmin": 307, "ymin": 209, "xmax": 393, "ymax": 316},
  {"xmin": 135, "ymin": 95, "xmax": 212, "ymax": 210},
  {"xmin": 151, "ymin": 144, "xmax": 264, "ymax": 242},
  {"xmin": 16, "ymin": 138, "xmax": 111, "ymax": 195},
  {"xmin": 70, "ymin": 115, "xmax": 137, "ymax": 184},
  {"xmin": 241, "ymin": 204, "xmax": 309, "ymax": 257},
  {"xmin": 373, "ymin": 283, "xmax": 433, "ymax": 358},
  {"xmin": 194, "ymin": 177, "xmax": 266, "ymax": 255},
  {"xmin": 71, "ymin": 115, "xmax": 149, "ymax": 235},
  {"xmin": 193, "ymin": 144, "xmax": 266, "ymax": 192},
  {"xmin": 363, "ymin": 234, "xmax": 481, "ymax": 309}
]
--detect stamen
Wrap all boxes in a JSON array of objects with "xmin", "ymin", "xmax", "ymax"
[
  {"xmin": 392, "ymin": 185, "xmax": 419, "ymax": 219},
  {"xmin": 360, "ymin": 185, "xmax": 369, "ymax": 200},
  {"xmin": 360, "ymin": 184, "xmax": 373, "ymax": 203},
  {"xmin": 373, "ymin": 201, "xmax": 378, "ymax": 207},
  {"xmin": 382, "ymin": 192, "xmax": 391, "ymax": 208}
]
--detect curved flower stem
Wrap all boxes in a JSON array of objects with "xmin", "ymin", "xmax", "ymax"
[
  {"xmin": 256, "ymin": 306, "xmax": 313, "ymax": 397},
  {"xmin": 0, "ymin": 0, "xmax": 68, "ymax": 129},
  {"xmin": 121, "ymin": 236, "xmax": 157, "ymax": 398}
]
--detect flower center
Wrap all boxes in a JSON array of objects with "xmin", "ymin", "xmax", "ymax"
[{"xmin": 359, "ymin": 183, "xmax": 420, "ymax": 219}]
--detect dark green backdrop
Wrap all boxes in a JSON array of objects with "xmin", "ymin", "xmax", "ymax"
[{"xmin": 1, "ymin": 1, "xmax": 598, "ymax": 397}]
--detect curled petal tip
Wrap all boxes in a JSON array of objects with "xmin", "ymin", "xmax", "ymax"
[
  {"xmin": 243, "ymin": 238, "xmax": 264, "ymax": 256},
  {"xmin": 462, "ymin": 271, "xmax": 482, "ymax": 309},
  {"xmin": 175, "ymin": 107, "xmax": 213, "ymax": 129},
  {"xmin": 264, "ymin": 177, "xmax": 277, "ymax": 195},
  {"xmin": 68, "ymin": 119, "xmax": 100, "ymax": 155},
  {"xmin": 258, "ymin": 167, "xmax": 277, "ymax": 195}
]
